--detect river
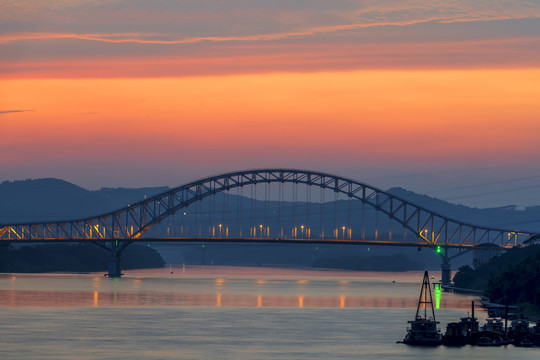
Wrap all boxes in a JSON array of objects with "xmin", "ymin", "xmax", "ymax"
[{"xmin": 0, "ymin": 266, "xmax": 537, "ymax": 359}]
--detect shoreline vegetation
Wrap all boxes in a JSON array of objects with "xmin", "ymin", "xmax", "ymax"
[
  {"xmin": 0, "ymin": 243, "xmax": 426, "ymax": 273},
  {"xmin": 0, "ymin": 243, "xmax": 165, "ymax": 273},
  {"xmin": 453, "ymin": 244, "xmax": 540, "ymax": 318}
]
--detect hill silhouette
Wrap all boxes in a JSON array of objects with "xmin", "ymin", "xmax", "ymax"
[
  {"xmin": 387, "ymin": 187, "xmax": 540, "ymax": 231},
  {"xmin": 0, "ymin": 178, "xmax": 168, "ymax": 223},
  {"xmin": 2, "ymin": 179, "xmax": 539, "ymax": 233}
]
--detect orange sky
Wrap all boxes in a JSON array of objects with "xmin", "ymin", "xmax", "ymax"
[
  {"xmin": 1, "ymin": 1, "xmax": 540, "ymax": 207},
  {"xmin": 3, "ymin": 70, "xmax": 539, "ymax": 170}
]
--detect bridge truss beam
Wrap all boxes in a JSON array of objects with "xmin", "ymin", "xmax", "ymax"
[{"xmin": 0, "ymin": 169, "xmax": 536, "ymax": 249}]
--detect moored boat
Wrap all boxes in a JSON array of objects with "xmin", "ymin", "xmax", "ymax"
[
  {"xmin": 472, "ymin": 318, "xmax": 507, "ymax": 346},
  {"xmin": 532, "ymin": 321, "xmax": 540, "ymax": 346},
  {"xmin": 442, "ymin": 322, "xmax": 468, "ymax": 346},
  {"xmin": 476, "ymin": 334, "xmax": 504, "ymax": 347},
  {"xmin": 402, "ymin": 271, "xmax": 443, "ymax": 346},
  {"xmin": 509, "ymin": 318, "xmax": 532, "ymax": 346},
  {"xmin": 443, "ymin": 301, "xmax": 479, "ymax": 346}
]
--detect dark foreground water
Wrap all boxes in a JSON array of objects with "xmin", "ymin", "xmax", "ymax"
[{"xmin": 0, "ymin": 267, "xmax": 537, "ymax": 359}]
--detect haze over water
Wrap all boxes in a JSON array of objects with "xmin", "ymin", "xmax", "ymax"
[{"xmin": 1, "ymin": 266, "xmax": 538, "ymax": 359}]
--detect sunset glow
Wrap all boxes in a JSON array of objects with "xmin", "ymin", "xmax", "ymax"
[{"xmin": 1, "ymin": 1, "xmax": 540, "ymax": 207}]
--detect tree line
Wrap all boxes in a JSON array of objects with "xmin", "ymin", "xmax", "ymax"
[
  {"xmin": 453, "ymin": 244, "xmax": 540, "ymax": 314},
  {"xmin": 0, "ymin": 242, "xmax": 164, "ymax": 273}
]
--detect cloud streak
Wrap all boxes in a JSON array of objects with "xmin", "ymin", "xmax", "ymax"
[
  {"xmin": 1, "ymin": 35, "xmax": 539, "ymax": 79},
  {"xmin": 1, "ymin": 13, "xmax": 538, "ymax": 46},
  {"xmin": 0, "ymin": 110, "xmax": 34, "ymax": 114},
  {"xmin": 0, "ymin": 1, "xmax": 538, "ymax": 78}
]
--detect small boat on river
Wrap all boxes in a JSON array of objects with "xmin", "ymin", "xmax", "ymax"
[
  {"xmin": 442, "ymin": 322, "xmax": 468, "ymax": 346},
  {"xmin": 443, "ymin": 301, "xmax": 479, "ymax": 346},
  {"xmin": 474, "ymin": 318, "xmax": 506, "ymax": 346},
  {"xmin": 402, "ymin": 271, "xmax": 443, "ymax": 346},
  {"xmin": 509, "ymin": 318, "xmax": 533, "ymax": 347},
  {"xmin": 532, "ymin": 321, "xmax": 540, "ymax": 346}
]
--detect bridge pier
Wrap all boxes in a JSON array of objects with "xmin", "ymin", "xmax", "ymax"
[
  {"xmin": 108, "ymin": 255, "xmax": 122, "ymax": 278},
  {"xmin": 200, "ymin": 244, "xmax": 206, "ymax": 266},
  {"xmin": 440, "ymin": 248, "xmax": 451, "ymax": 285},
  {"xmin": 441, "ymin": 259, "xmax": 451, "ymax": 285},
  {"xmin": 107, "ymin": 241, "xmax": 123, "ymax": 278}
]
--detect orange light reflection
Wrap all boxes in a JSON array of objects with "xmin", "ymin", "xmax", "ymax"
[{"xmin": 0, "ymin": 289, "xmax": 478, "ymax": 309}]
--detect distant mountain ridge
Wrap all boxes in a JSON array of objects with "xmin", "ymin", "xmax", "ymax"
[
  {"xmin": 0, "ymin": 178, "xmax": 169, "ymax": 223},
  {"xmin": 387, "ymin": 187, "xmax": 540, "ymax": 232},
  {"xmin": 1, "ymin": 178, "xmax": 539, "ymax": 233}
]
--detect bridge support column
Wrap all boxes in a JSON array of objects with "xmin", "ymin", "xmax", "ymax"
[
  {"xmin": 441, "ymin": 260, "xmax": 451, "ymax": 285},
  {"xmin": 441, "ymin": 249, "xmax": 451, "ymax": 285},
  {"xmin": 108, "ymin": 256, "xmax": 122, "ymax": 278},
  {"xmin": 200, "ymin": 244, "xmax": 206, "ymax": 266},
  {"xmin": 107, "ymin": 241, "xmax": 122, "ymax": 278}
]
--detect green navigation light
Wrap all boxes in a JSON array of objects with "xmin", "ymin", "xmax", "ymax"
[{"xmin": 436, "ymin": 246, "xmax": 441, "ymax": 253}]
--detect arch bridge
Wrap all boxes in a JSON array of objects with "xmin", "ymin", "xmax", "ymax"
[{"xmin": 0, "ymin": 169, "xmax": 536, "ymax": 282}]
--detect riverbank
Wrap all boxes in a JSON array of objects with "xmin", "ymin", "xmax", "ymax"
[
  {"xmin": 452, "ymin": 245, "xmax": 540, "ymax": 320},
  {"xmin": 0, "ymin": 243, "xmax": 164, "ymax": 273}
]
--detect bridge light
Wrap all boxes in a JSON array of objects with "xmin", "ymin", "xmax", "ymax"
[{"xmin": 436, "ymin": 246, "xmax": 441, "ymax": 253}]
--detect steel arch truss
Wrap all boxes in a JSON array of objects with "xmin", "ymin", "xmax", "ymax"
[{"xmin": 0, "ymin": 169, "xmax": 535, "ymax": 248}]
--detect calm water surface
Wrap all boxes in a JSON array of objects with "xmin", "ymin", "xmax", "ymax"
[{"xmin": 0, "ymin": 266, "xmax": 537, "ymax": 359}]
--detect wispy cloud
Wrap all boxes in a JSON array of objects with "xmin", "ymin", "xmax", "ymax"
[
  {"xmin": 1, "ymin": 35, "xmax": 539, "ymax": 79},
  {"xmin": 0, "ymin": 31, "xmax": 314, "ymax": 45},
  {"xmin": 1, "ymin": 13, "xmax": 538, "ymax": 46},
  {"xmin": 0, "ymin": 109, "xmax": 34, "ymax": 114},
  {"xmin": 1, "ymin": 1, "xmax": 539, "ymax": 78},
  {"xmin": 76, "ymin": 112, "xmax": 98, "ymax": 116}
]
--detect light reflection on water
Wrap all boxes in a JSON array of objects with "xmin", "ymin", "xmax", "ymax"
[
  {"xmin": 1, "ymin": 267, "xmax": 538, "ymax": 360},
  {"xmin": 1, "ymin": 267, "xmax": 470, "ymax": 309}
]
